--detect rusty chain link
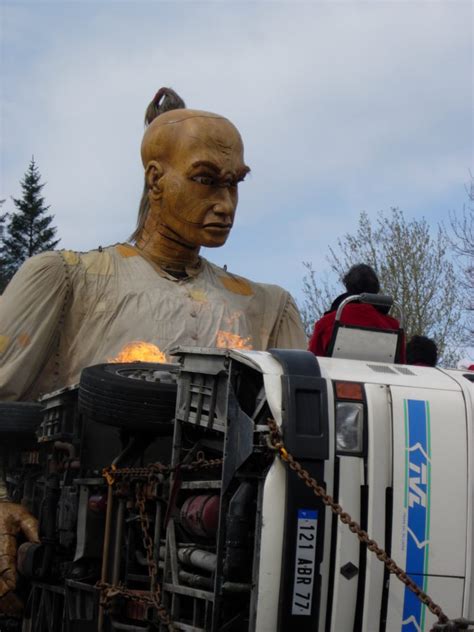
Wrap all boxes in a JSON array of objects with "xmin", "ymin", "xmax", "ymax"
[
  {"xmin": 98, "ymin": 418, "xmax": 465, "ymax": 631},
  {"xmin": 102, "ymin": 451, "xmax": 224, "ymax": 486},
  {"xmin": 98, "ymin": 451, "xmax": 223, "ymax": 630},
  {"xmin": 265, "ymin": 418, "xmax": 455, "ymax": 631},
  {"xmin": 96, "ymin": 481, "xmax": 174, "ymax": 630},
  {"xmin": 97, "ymin": 581, "xmax": 167, "ymax": 618},
  {"xmin": 135, "ymin": 482, "xmax": 174, "ymax": 630}
]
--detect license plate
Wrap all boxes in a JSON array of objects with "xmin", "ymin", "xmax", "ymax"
[{"xmin": 291, "ymin": 509, "xmax": 318, "ymax": 615}]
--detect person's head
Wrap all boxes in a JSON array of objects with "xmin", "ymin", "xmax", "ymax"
[
  {"xmin": 406, "ymin": 335, "xmax": 438, "ymax": 367},
  {"xmin": 342, "ymin": 264, "xmax": 380, "ymax": 295},
  {"xmin": 132, "ymin": 88, "xmax": 249, "ymax": 251}
]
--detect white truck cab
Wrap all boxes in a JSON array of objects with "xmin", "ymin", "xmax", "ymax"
[
  {"xmin": 148, "ymin": 344, "xmax": 473, "ymax": 632},
  {"xmin": 247, "ymin": 351, "xmax": 474, "ymax": 632}
]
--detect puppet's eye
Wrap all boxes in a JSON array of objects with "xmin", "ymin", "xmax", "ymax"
[
  {"xmin": 192, "ymin": 175, "xmax": 215, "ymax": 186},
  {"xmin": 223, "ymin": 178, "xmax": 238, "ymax": 188}
]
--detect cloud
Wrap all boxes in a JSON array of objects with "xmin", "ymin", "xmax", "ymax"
[{"xmin": 1, "ymin": 1, "xmax": 472, "ymax": 300}]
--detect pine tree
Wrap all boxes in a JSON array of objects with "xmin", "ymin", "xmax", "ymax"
[
  {"xmin": 2, "ymin": 158, "xmax": 59, "ymax": 283},
  {"xmin": 0, "ymin": 199, "xmax": 8, "ymax": 292}
]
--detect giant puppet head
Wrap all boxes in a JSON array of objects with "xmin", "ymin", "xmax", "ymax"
[{"xmin": 134, "ymin": 89, "xmax": 250, "ymax": 270}]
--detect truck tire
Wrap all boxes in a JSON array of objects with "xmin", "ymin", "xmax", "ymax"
[
  {"xmin": 78, "ymin": 362, "xmax": 178, "ymax": 433},
  {"xmin": 0, "ymin": 402, "xmax": 43, "ymax": 434}
]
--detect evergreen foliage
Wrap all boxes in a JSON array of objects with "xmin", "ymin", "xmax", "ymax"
[
  {"xmin": 1, "ymin": 158, "xmax": 59, "ymax": 286},
  {"xmin": 301, "ymin": 208, "xmax": 466, "ymax": 366},
  {"xmin": 0, "ymin": 200, "xmax": 8, "ymax": 292}
]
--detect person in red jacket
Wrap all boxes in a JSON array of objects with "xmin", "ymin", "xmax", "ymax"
[{"xmin": 308, "ymin": 264, "xmax": 405, "ymax": 361}]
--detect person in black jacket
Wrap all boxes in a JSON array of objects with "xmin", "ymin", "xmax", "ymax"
[{"xmin": 406, "ymin": 335, "xmax": 438, "ymax": 367}]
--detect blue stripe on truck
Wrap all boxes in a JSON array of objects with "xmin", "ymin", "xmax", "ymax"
[{"xmin": 401, "ymin": 399, "xmax": 431, "ymax": 632}]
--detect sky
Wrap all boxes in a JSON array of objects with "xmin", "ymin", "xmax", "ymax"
[{"xmin": 1, "ymin": 0, "xmax": 472, "ymax": 305}]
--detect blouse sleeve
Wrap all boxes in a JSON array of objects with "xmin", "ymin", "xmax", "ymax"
[
  {"xmin": 271, "ymin": 293, "xmax": 308, "ymax": 350},
  {"xmin": 0, "ymin": 252, "xmax": 70, "ymax": 401}
]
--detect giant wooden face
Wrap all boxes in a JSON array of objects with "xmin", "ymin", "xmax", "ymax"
[{"xmin": 141, "ymin": 110, "xmax": 250, "ymax": 250}]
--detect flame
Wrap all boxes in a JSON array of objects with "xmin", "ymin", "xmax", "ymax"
[
  {"xmin": 109, "ymin": 341, "xmax": 167, "ymax": 363},
  {"xmin": 216, "ymin": 330, "xmax": 253, "ymax": 350}
]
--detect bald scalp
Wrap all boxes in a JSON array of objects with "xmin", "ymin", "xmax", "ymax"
[{"xmin": 141, "ymin": 109, "xmax": 240, "ymax": 167}]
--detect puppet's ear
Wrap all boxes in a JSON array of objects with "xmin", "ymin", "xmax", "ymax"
[{"xmin": 145, "ymin": 161, "xmax": 165, "ymax": 201}]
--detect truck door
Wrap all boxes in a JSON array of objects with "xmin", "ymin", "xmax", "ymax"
[
  {"xmin": 328, "ymin": 382, "xmax": 392, "ymax": 632},
  {"xmin": 386, "ymin": 387, "xmax": 468, "ymax": 631}
]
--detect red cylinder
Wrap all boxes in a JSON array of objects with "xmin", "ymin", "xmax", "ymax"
[
  {"xmin": 88, "ymin": 494, "xmax": 107, "ymax": 513},
  {"xmin": 180, "ymin": 494, "xmax": 220, "ymax": 538}
]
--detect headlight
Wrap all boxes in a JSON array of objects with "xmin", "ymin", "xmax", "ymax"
[{"xmin": 335, "ymin": 402, "xmax": 364, "ymax": 454}]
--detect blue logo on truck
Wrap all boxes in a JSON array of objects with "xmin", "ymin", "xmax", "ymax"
[{"xmin": 402, "ymin": 399, "xmax": 431, "ymax": 632}]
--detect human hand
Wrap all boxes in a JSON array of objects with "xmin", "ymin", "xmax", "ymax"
[{"xmin": 0, "ymin": 502, "xmax": 39, "ymax": 601}]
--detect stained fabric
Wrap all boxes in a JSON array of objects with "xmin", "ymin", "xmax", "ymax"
[
  {"xmin": 308, "ymin": 302, "xmax": 406, "ymax": 361},
  {"xmin": 0, "ymin": 244, "xmax": 307, "ymax": 401}
]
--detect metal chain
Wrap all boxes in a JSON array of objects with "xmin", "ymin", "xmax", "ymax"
[
  {"xmin": 103, "ymin": 451, "xmax": 224, "ymax": 486},
  {"xmin": 100, "ymin": 421, "xmax": 463, "ymax": 630},
  {"xmin": 97, "ymin": 581, "xmax": 159, "ymax": 609},
  {"xmin": 95, "ymin": 484, "xmax": 174, "ymax": 630},
  {"xmin": 99, "ymin": 451, "xmax": 223, "ymax": 630},
  {"xmin": 135, "ymin": 482, "xmax": 175, "ymax": 631},
  {"xmin": 265, "ymin": 418, "xmax": 453, "ymax": 630}
]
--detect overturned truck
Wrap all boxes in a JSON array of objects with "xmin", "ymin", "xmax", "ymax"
[{"xmin": 2, "ymin": 344, "xmax": 474, "ymax": 632}]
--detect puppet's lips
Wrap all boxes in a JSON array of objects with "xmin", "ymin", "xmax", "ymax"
[{"xmin": 203, "ymin": 223, "xmax": 232, "ymax": 232}]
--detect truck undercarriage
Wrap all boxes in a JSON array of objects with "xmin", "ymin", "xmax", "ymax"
[{"xmin": 1, "ymin": 347, "xmax": 474, "ymax": 631}]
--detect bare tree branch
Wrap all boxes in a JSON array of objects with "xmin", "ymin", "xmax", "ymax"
[{"xmin": 300, "ymin": 208, "xmax": 467, "ymax": 366}]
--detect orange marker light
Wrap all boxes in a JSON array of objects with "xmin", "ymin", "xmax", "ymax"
[{"xmin": 335, "ymin": 381, "xmax": 364, "ymax": 401}]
